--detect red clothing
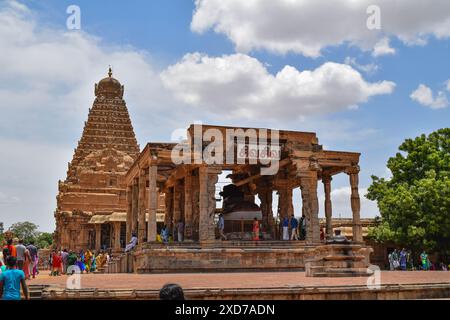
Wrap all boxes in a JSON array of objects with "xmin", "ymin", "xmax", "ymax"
[
  {"xmin": 3, "ymin": 245, "xmax": 16, "ymax": 257},
  {"xmin": 252, "ymin": 221, "xmax": 260, "ymax": 241},
  {"xmin": 52, "ymin": 255, "xmax": 62, "ymax": 268}
]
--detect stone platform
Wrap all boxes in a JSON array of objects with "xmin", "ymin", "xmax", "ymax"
[
  {"xmin": 128, "ymin": 242, "xmax": 373, "ymax": 276},
  {"xmin": 29, "ymin": 271, "xmax": 450, "ymax": 300},
  {"xmin": 133, "ymin": 241, "xmax": 312, "ymax": 273}
]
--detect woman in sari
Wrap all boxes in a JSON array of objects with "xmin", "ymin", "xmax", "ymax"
[
  {"xmin": 252, "ymin": 218, "xmax": 260, "ymax": 241},
  {"xmin": 96, "ymin": 252, "xmax": 106, "ymax": 269},
  {"xmin": 23, "ymin": 248, "xmax": 32, "ymax": 280},
  {"xmin": 75, "ymin": 256, "xmax": 85, "ymax": 274},
  {"xmin": 420, "ymin": 251, "xmax": 429, "ymax": 271},
  {"xmin": 84, "ymin": 250, "xmax": 93, "ymax": 273},
  {"xmin": 90, "ymin": 252, "xmax": 97, "ymax": 272}
]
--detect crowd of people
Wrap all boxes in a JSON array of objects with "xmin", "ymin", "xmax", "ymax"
[
  {"xmin": 387, "ymin": 248, "xmax": 449, "ymax": 271},
  {"xmin": 144, "ymin": 214, "xmax": 309, "ymax": 244},
  {"xmin": 1, "ymin": 239, "xmax": 39, "ymax": 280},
  {"xmin": 0, "ymin": 238, "xmax": 38, "ymax": 300},
  {"xmin": 48, "ymin": 249, "xmax": 111, "ymax": 276},
  {"xmin": 281, "ymin": 214, "xmax": 307, "ymax": 241}
]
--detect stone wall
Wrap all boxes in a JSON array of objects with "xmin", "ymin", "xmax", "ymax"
[{"xmin": 133, "ymin": 245, "xmax": 307, "ymax": 273}]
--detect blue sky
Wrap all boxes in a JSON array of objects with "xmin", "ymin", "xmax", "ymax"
[{"xmin": 1, "ymin": 0, "xmax": 450, "ymax": 232}]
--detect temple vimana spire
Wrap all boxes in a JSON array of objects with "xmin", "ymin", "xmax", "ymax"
[{"xmin": 54, "ymin": 68, "xmax": 141, "ymax": 251}]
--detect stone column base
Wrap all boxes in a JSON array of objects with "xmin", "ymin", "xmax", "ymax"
[{"xmin": 304, "ymin": 244, "xmax": 374, "ymax": 277}]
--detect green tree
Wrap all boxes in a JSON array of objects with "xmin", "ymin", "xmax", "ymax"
[
  {"xmin": 9, "ymin": 221, "xmax": 40, "ymax": 244},
  {"xmin": 367, "ymin": 128, "xmax": 450, "ymax": 258},
  {"xmin": 36, "ymin": 232, "xmax": 53, "ymax": 249}
]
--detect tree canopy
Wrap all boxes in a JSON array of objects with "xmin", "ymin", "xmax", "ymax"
[
  {"xmin": 5, "ymin": 221, "xmax": 53, "ymax": 248},
  {"xmin": 9, "ymin": 221, "xmax": 40, "ymax": 244},
  {"xmin": 367, "ymin": 128, "xmax": 450, "ymax": 256}
]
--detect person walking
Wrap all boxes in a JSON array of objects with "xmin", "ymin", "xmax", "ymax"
[
  {"xmin": 252, "ymin": 218, "xmax": 260, "ymax": 241},
  {"xmin": 0, "ymin": 251, "xmax": 5, "ymax": 274},
  {"xmin": 61, "ymin": 249, "xmax": 68, "ymax": 274},
  {"xmin": 0, "ymin": 256, "xmax": 29, "ymax": 300},
  {"xmin": 290, "ymin": 215, "xmax": 299, "ymax": 240},
  {"xmin": 51, "ymin": 251, "xmax": 62, "ymax": 276},
  {"xmin": 3, "ymin": 239, "xmax": 16, "ymax": 260},
  {"xmin": 15, "ymin": 240, "xmax": 26, "ymax": 272},
  {"xmin": 217, "ymin": 213, "xmax": 227, "ymax": 240},
  {"xmin": 399, "ymin": 248, "xmax": 408, "ymax": 271},
  {"xmin": 23, "ymin": 248, "xmax": 32, "ymax": 280},
  {"xmin": 300, "ymin": 214, "xmax": 306, "ymax": 240},
  {"xmin": 27, "ymin": 241, "xmax": 38, "ymax": 278},
  {"xmin": 161, "ymin": 225, "xmax": 170, "ymax": 244},
  {"xmin": 388, "ymin": 251, "xmax": 394, "ymax": 270},
  {"xmin": 420, "ymin": 251, "xmax": 429, "ymax": 271},
  {"xmin": 282, "ymin": 216, "xmax": 289, "ymax": 241}
]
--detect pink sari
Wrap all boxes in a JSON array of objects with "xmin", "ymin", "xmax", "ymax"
[
  {"xmin": 252, "ymin": 221, "xmax": 260, "ymax": 241},
  {"xmin": 23, "ymin": 250, "xmax": 31, "ymax": 279}
]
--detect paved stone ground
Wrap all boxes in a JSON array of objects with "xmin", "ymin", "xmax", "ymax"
[{"xmin": 29, "ymin": 271, "xmax": 450, "ymax": 290}]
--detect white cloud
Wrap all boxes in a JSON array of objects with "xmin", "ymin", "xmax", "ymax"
[
  {"xmin": 0, "ymin": 1, "xmax": 394, "ymax": 231},
  {"xmin": 161, "ymin": 53, "xmax": 395, "ymax": 120},
  {"xmin": 372, "ymin": 38, "xmax": 396, "ymax": 57},
  {"xmin": 191, "ymin": 0, "xmax": 450, "ymax": 57},
  {"xmin": 446, "ymin": 80, "xmax": 450, "ymax": 92},
  {"xmin": 344, "ymin": 57, "xmax": 379, "ymax": 74},
  {"xmin": 0, "ymin": 1, "xmax": 193, "ymax": 231},
  {"xmin": 0, "ymin": 1, "xmax": 191, "ymax": 139},
  {"xmin": 410, "ymin": 84, "xmax": 449, "ymax": 109},
  {"xmin": 0, "ymin": 137, "xmax": 71, "ymax": 231}
]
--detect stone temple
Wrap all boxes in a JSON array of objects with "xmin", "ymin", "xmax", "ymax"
[
  {"xmin": 55, "ymin": 70, "xmax": 374, "ymax": 277},
  {"xmin": 54, "ymin": 69, "xmax": 142, "ymax": 251}
]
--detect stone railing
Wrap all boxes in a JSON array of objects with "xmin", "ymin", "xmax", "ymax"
[{"xmin": 103, "ymin": 253, "xmax": 134, "ymax": 273}]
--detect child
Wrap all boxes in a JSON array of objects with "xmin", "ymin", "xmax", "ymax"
[{"xmin": 0, "ymin": 256, "xmax": 29, "ymax": 300}]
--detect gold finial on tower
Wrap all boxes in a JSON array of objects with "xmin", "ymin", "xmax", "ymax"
[{"xmin": 108, "ymin": 66, "xmax": 112, "ymax": 77}]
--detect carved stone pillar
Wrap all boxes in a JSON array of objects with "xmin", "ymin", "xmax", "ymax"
[
  {"xmin": 192, "ymin": 171, "xmax": 200, "ymax": 240},
  {"xmin": 300, "ymin": 171, "xmax": 320, "ymax": 244},
  {"xmin": 173, "ymin": 180, "xmax": 182, "ymax": 233},
  {"xmin": 199, "ymin": 166, "xmax": 220, "ymax": 243},
  {"xmin": 184, "ymin": 170, "xmax": 193, "ymax": 240},
  {"xmin": 147, "ymin": 165, "xmax": 158, "ymax": 242},
  {"xmin": 258, "ymin": 187, "xmax": 273, "ymax": 234},
  {"xmin": 323, "ymin": 175, "xmax": 333, "ymax": 238},
  {"xmin": 164, "ymin": 187, "xmax": 173, "ymax": 229},
  {"xmin": 95, "ymin": 224, "xmax": 101, "ymax": 251},
  {"xmin": 278, "ymin": 185, "xmax": 293, "ymax": 221},
  {"xmin": 113, "ymin": 222, "xmax": 121, "ymax": 251},
  {"xmin": 138, "ymin": 169, "xmax": 146, "ymax": 243},
  {"xmin": 126, "ymin": 185, "xmax": 132, "ymax": 242},
  {"xmin": 346, "ymin": 165, "xmax": 363, "ymax": 243},
  {"xmin": 131, "ymin": 178, "xmax": 139, "ymax": 237}
]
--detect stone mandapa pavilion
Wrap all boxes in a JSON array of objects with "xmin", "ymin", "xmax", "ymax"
[
  {"xmin": 121, "ymin": 124, "xmax": 373, "ymax": 276},
  {"xmin": 54, "ymin": 70, "xmax": 373, "ymax": 276}
]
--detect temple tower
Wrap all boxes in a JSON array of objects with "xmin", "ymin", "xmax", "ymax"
[{"xmin": 54, "ymin": 68, "xmax": 140, "ymax": 251}]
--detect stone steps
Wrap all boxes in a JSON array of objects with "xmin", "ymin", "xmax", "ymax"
[
  {"xmin": 323, "ymin": 254, "xmax": 365, "ymax": 261},
  {"xmin": 29, "ymin": 285, "xmax": 49, "ymax": 300},
  {"xmin": 307, "ymin": 265, "xmax": 373, "ymax": 277}
]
